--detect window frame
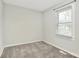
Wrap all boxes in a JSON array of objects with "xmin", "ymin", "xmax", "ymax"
[{"xmin": 55, "ymin": 3, "xmax": 75, "ymax": 39}]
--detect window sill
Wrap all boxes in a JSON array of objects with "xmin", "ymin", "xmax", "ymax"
[{"xmin": 56, "ymin": 34, "xmax": 72, "ymax": 38}]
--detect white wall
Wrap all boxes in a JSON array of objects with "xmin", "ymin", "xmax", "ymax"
[
  {"xmin": 43, "ymin": 1, "xmax": 79, "ymax": 57},
  {"xmin": 0, "ymin": 0, "xmax": 4, "ymax": 56},
  {"xmin": 0, "ymin": 0, "xmax": 2, "ymax": 47},
  {"xmin": 4, "ymin": 4, "xmax": 43, "ymax": 47},
  {"xmin": 75, "ymin": 0, "xmax": 79, "ymax": 54}
]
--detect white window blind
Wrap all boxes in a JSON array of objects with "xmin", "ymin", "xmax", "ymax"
[{"xmin": 57, "ymin": 7, "xmax": 72, "ymax": 37}]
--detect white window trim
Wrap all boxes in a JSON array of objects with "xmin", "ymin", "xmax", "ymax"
[{"xmin": 55, "ymin": 2, "xmax": 76, "ymax": 40}]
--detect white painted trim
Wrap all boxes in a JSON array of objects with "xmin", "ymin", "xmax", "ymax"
[
  {"xmin": 4, "ymin": 40, "xmax": 43, "ymax": 48},
  {"xmin": 43, "ymin": 40, "xmax": 79, "ymax": 58}
]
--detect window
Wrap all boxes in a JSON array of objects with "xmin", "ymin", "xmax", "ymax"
[{"xmin": 57, "ymin": 6, "xmax": 73, "ymax": 37}]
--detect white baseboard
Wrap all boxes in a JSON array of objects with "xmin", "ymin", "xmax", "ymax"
[
  {"xmin": 43, "ymin": 40, "xmax": 79, "ymax": 58},
  {"xmin": 4, "ymin": 40, "xmax": 42, "ymax": 48}
]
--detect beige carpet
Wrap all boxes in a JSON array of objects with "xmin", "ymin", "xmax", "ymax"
[{"xmin": 1, "ymin": 41, "xmax": 76, "ymax": 58}]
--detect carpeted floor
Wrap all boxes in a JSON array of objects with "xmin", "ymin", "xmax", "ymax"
[{"xmin": 1, "ymin": 41, "xmax": 76, "ymax": 58}]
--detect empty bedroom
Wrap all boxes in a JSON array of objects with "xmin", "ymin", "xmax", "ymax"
[{"xmin": 0, "ymin": 0, "xmax": 79, "ymax": 58}]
